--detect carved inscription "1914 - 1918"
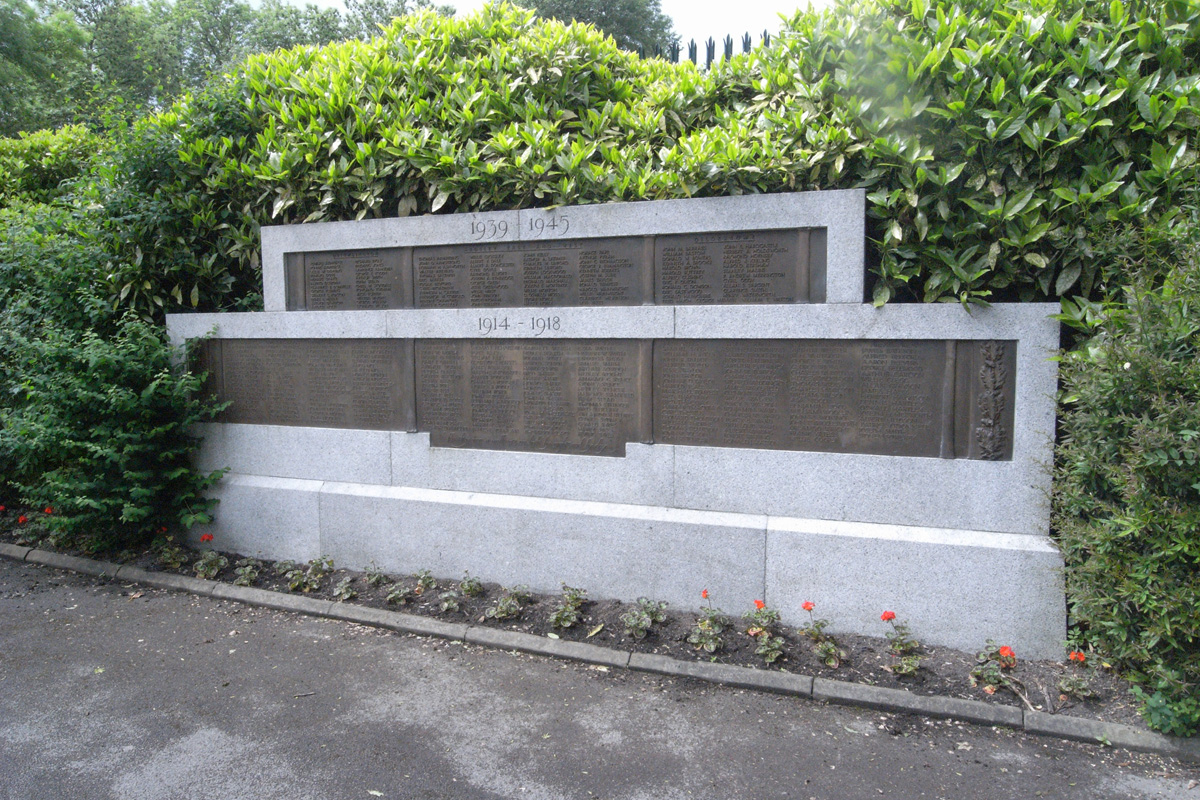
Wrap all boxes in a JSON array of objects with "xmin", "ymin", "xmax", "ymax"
[{"xmin": 198, "ymin": 338, "xmax": 1015, "ymax": 461}]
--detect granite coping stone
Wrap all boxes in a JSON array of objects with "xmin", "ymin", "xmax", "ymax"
[
  {"xmin": 813, "ymin": 677, "xmax": 1024, "ymax": 728},
  {"xmin": 629, "ymin": 653, "xmax": 814, "ymax": 696},
  {"xmin": 2, "ymin": 544, "xmax": 1198, "ymax": 764},
  {"xmin": 1025, "ymin": 711, "xmax": 1200, "ymax": 760},
  {"xmin": 464, "ymin": 626, "xmax": 631, "ymax": 669},
  {"xmin": 0, "ymin": 542, "xmax": 31, "ymax": 561}
]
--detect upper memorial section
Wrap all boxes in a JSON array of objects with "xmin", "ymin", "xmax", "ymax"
[{"xmin": 261, "ymin": 190, "xmax": 865, "ymax": 311}]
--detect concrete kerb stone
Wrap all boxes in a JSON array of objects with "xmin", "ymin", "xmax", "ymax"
[
  {"xmin": 5, "ymin": 545, "xmax": 1200, "ymax": 764},
  {"xmin": 25, "ymin": 549, "xmax": 123, "ymax": 580},
  {"xmin": 464, "ymin": 626, "xmax": 631, "ymax": 669},
  {"xmin": 630, "ymin": 653, "xmax": 814, "ymax": 697},
  {"xmin": 115, "ymin": 565, "xmax": 218, "ymax": 597},
  {"xmin": 812, "ymin": 677, "xmax": 1025, "ymax": 729},
  {"xmin": 1025, "ymin": 711, "xmax": 1200, "ymax": 761},
  {"xmin": 330, "ymin": 601, "xmax": 470, "ymax": 642},
  {"xmin": 0, "ymin": 542, "xmax": 32, "ymax": 561}
]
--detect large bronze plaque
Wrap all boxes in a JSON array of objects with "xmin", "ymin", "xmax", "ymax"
[
  {"xmin": 415, "ymin": 339, "xmax": 651, "ymax": 456},
  {"xmin": 655, "ymin": 229, "xmax": 819, "ymax": 305},
  {"xmin": 414, "ymin": 237, "xmax": 650, "ymax": 308},
  {"xmin": 200, "ymin": 339, "xmax": 414, "ymax": 431},
  {"xmin": 654, "ymin": 339, "xmax": 979, "ymax": 458},
  {"xmin": 285, "ymin": 249, "xmax": 411, "ymax": 310}
]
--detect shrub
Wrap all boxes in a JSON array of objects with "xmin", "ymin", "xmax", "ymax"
[
  {"xmin": 0, "ymin": 314, "xmax": 226, "ymax": 551},
  {"xmin": 75, "ymin": 0, "xmax": 1200, "ymax": 320},
  {"xmin": 0, "ymin": 125, "xmax": 101, "ymax": 206},
  {"xmin": 1054, "ymin": 229, "xmax": 1200, "ymax": 735}
]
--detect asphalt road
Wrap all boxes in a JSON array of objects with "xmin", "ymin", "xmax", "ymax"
[{"xmin": 1, "ymin": 557, "xmax": 1197, "ymax": 800}]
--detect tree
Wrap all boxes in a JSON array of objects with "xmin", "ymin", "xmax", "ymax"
[
  {"xmin": 342, "ymin": 0, "xmax": 452, "ymax": 41},
  {"xmin": 525, "ymin": 0, "xmax": 676, "ymax": 54},
  {"xmin": 0, "ymin": 0, "xmax": 89, "ymax": 135}
]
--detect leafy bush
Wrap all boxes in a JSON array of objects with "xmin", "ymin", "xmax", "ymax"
[
  {"xmin": 77, "ymin": 0, "xmax": 1200, "ymax": 320},
  {"xmin": 1054, "ymin": 232, "xmax": 1200, "ymax": 735},
  {"xmin": 0, "ymin": 314, "xmax": 226, "ymax": 551},
  {"xmin": 0, "ymin": 125, "xmax": 101, "ymax": 206}
]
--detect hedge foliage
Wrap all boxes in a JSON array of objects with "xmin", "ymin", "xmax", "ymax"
[
  {"xmin": 0, "ymin": 125, "xmax": 100, "ymax": 205},
  {"xmin": 1054, "ymin": 226, "xmax": 1200, "ymax": 736},
  {"xmin": 85, "ymin": 0, "xmax": 1200, "ymax": 321}
]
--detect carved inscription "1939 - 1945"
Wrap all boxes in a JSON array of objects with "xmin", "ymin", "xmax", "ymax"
[
  {"xmin": 198, "ymin": 338, "xmax": 1015, "ymax": 461},
  {"xmin": 284, "ymin": 228, "xmax": 827, "ymax": 311}
]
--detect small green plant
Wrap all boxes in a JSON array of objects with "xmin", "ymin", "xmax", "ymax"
[
  {"xmin": 332, "ymin": 577, "xmax": 358, "ymax": 602},
  {"xmin": 273, "ymin": 560, "xmax": 296, "ymax": 575},
  {"xmin": 233, "ymin": 558, "xmax": 261, "ymax": 587},
  {"xmin": 156, "ymin": 536, "xmax": 189, "ymax": 570},
  {"xmin": 386, "ymin": 583, "xmax": 414, "ymax": 605},
  {"xmin": 438, "ymin": 589, "xmax": 461, "ymax": 614},
  {"xmin": 687, "ymin": 590, "xmax": 726, "ymax": 654},
  {"xmin": 745, "ymin": 600, "xmax": 785, "ymax": 665},
  {"xmin": 484, "ymin": 585, "xmax": 530, "ymax": 621},
  {"xmin": 1057, "ymin": 651, "xmax": 1096, "ymax": 700},
  {"xmin": 548, "ymin": 584, "xmax": 587, "ymax": 629},
  {"xmin": 798, "ymin": 601, "xmax": 845, "ymax": 668},
  {"xmin": 620, "ymin": 597, "xmax": 668, "ymax": 640},
  {"xmin": 881, "ymin": 610, "xmax": 923, "ymax": 676},
  {"xmin": 193, "ymin": 550, "xmax": 228, "ymax": 580},
  {"xmin": 364, "ymin": 563, "xmax": 389, "ymax": 588},
  {"xmin": 971, "ymin": 640, "xmax": 1027, "ymax": 702},
  {"xmin": 459, "ymin": 572, "xmax": 484, "ymax": 597},
  {"xmin": 413, "ymin": 569, "xmax": 437, "ymax": 596},
  {"xmin": 285, "ymin": 557, "xmax": 332, "ymax": 593}
]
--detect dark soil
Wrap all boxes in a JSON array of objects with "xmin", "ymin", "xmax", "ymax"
[{"xmin": 0, "ymin": 508, "xmax": 1146, "ymax": 731}]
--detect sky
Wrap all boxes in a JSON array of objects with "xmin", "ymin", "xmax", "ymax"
[{"xmin": 446, "ymin": 1, "xmax": 832, "ymax": 50}]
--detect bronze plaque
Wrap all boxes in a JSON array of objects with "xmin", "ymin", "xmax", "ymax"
[
  {"xmin": 413, "ymin": 237, "xmax": 649, "ymax": 308},
  {"xmin": 415, "ymin": 339, "xmax": 651, "ymax": 456},
  {"xmin": 285, "ymin": 249, "xmax": 411, "ymax": 310},
  {"xmin": 655, "ymin": 229, "xmax": 821, "ymax": 305},
  {"xmin": 201, "ymin": 339, "xmax": 414, "ymax": 431},
  {"xmin": 654, "ymin": 339, "xmax": 965, "ymax": 458},
  {"xmin": 953, "ymin": 340, "xmax": 1017, "ymax": 460}
]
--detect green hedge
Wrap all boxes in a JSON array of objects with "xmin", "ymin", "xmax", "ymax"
[
  {"xmin": 1054, "ymin": 225, "xmax": 1200, "ymax": 736},
  {"xmin": 85, "ymin": 0, "xmax": 1200, "ymax": 321},
  {"xmin": 0, "ymin": 125, "xmax": 101, "ymax": 205}
]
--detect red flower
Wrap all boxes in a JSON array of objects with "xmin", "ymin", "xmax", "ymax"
[
  {"xmin": 881, "ymin": 610, "xmax": 896, "ymax": 622},
  {"xmin": 701, "ymin": 589, "xmax": 708, "ymax": 600},
  {"xmin": 802, "ymin": 601, "xmax": 815, "ymax": 612},
  {"xmin": 999, "ymin": 646, "xmax": 1015, "ymax": 659},
  {"xmin": 754, "ymin": 599, "xmax": 765, "ymax": 610},
  {"xmin": 160, "ymin": 526, "xmax": 168, "ymax": 533},
  {"xmin": 17, "ymin": 515, "xmax": 27, "ymax": 524},
  {"xmin": 44, "ymin": 507, "xmax": 53, "ymax": 515},
  {"xmin": 200, "ymin": 533, "xmax": 214, "ymax": 543},
  {"xmin": 0, "ymin": 505, "xmax": 6, "ymax": 512},
  {"xmin": 1068, "ymin": 651, "xmax": 1086, "ymax": 664}
]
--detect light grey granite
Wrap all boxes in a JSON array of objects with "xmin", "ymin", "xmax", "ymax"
[
  {"xmin": 190, "ymin": 474, "xmax": 323, "ymax": 563},
  {"xmin": 765, "ymin": 517, "xmax": 1066, "ymax": 659},
  {"xmin": 316, "ymin": 483, "xmax": 768, "ymax": 607},
  {"xmin": 672, "ymin": 447, "xmax": 1051, "ymax": 536},
  {"xmin": 383, "ymin": 306, "xmax": 675, "ymax": 339},
  {"xmin": 196, "ymin": 423, "xmax": 391, "ymax": 485},
  {"xmin": 260, "ymin": 190, "xmax": 866, "ymax": 310},
  {"xmin": 167, "ymin": 310, "xmax": 388, "ymax": 344},
  {"xmin": 393, "ymin": 434, "xmax": 675, "ymax": 505}
]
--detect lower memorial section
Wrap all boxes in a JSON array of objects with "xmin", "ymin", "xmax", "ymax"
[{"xmin": 194, "ymin": 473, "xmax": 1066, "ymax": 659}]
